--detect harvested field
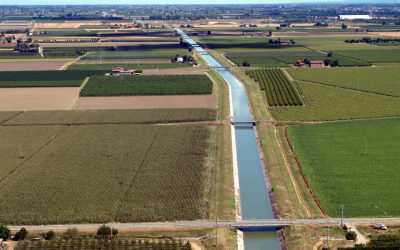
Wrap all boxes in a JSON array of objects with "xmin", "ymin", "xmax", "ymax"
[
  {"xmin": 0, "ymin": 61, "xmax": 70, "ymax": 71},
  {"xmin": 73, "ymin": 95, "xmax": 216, "ymax": 110},
  {"xmin": 0, "ymin": 88, "xmax": 80, "ymax": 111},
  {"xmin": 35, "ymin": 22, "xmax": 102, "ymax": 29}
]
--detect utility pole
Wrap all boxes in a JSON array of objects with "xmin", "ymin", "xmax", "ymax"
[
  {"xmin": 340, "ymin": 205, "xmax": 344, "ymax": 227},
  {"xmin": 364, "ymin": 138, "xmax": 368, "ymax": 156},
  {"xmin": 19, "ymin": 145, "xmax": 23, "ymax": 159}
]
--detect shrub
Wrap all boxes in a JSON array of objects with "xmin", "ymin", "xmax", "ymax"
[
  {"xmin": 0, "ymin": 224, "xmax": 10, "ymax": 240},
  {"xmin": 64, "ymin": 227, "xmax": 79, "ymax": 238},
  {"xmin": 96, "ymin": 225, "xmax": 118, "ymax": 237},
  {"xmin": 13, "ymin": 228, "xmax": 28, "ymax": 241},
  {"xmin": 44, "ymin": 231, "xmax": 55, "ymax": 240},
  {"xmin": 242, "ymin": 61, "xmax": 251, "ymax": 67},
  {"xmin": 345, "ymin": 231, "xmax": 357, "ymax": 241}
]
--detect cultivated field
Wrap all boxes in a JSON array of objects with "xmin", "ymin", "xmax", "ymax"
[
  {"xmin": 0, "ymin": 88, "xmax": 80, "ymax": 111},
  {"xmin": 288, "ymin": 66, "xmax": 400, "ymax": 97},
  {"xmin": 288, "ymin": 118, "xmax": 400, "ymax": 217},
  {"xmin": 3, "ymin": 109, "xmax": 216, "ymax": 125},
  {"xmin": 68, "ymin": 63, "xmax": 192, "ymax": 70},
  {"xmin": 80, "ymin": 75, "xmax": 213, "ymax": 96},
  {"xmin": 0, "ymin": 70, "xmax": 103, "ymax": 88},
  {"xmin": 246, "ymin": 68, "xmax": 303, "ymax": 106},
  {"xmin": 270, "ymin": 81, "xmax": 400, "ymax": 121},
  {"xmin": 0, "ymin": 61, "xmax": 70, "ymax": 71},
  {"xmin": 74, "ymin": 95, "xmax": 216, "ymax": 110},
  {"xmin": 0, "ymin": 109, "xmax": 216, "ymax": 224}
]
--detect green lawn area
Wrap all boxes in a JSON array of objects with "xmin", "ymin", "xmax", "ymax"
[
  {"xmin": 288, "ymin": 118, "xmax": 400, "ymax": 217},
  {"xmin": 270, "ymin": 81, "xmax": 400, "ymax": 121},
  {"xmin": 288, "ymin": 67, "xmax": 400, "ymax": 96},
  {"xmin": 80, "ymin": 75, "xmax": 213, "ymax": 96}
]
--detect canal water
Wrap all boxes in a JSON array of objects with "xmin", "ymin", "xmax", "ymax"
[{"xmin": 176, "ymin": 30, "xmax": 280, "ymax": 249}]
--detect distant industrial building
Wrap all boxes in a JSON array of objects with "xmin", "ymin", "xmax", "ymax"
[{"xmin": 338, "ymin": 15, "xmax": 372, "ymax": 20}]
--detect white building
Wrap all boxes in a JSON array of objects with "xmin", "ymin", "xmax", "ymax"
[{"xmin": 338, "ymin": 15, "xmax": 372, "ymax": 20}]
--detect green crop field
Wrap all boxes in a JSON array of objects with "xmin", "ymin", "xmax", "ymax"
[
  {"xmin": 288, "ymin": 67, "xmax": 400, "ymax": 97},
  {"xmin": 288, "ymin": 118, "xmax": 400, "ymax": 217},
  {"xmin": 81, "ymin": 49, "xmax": 188, "ymax": 60},
  {"xmin": 2, "ymin": 109, "xmax": 216, "ymax": 126},
  {"xmin": 226, "ymin": 50, "xmax": 369, "ymax": 67},
  {"xmin": 335, "ymin": 49, "xmax": 400, "ymax": 63},
  {"xmin": 270, "ymin": 81, "xmax": 400, "ymax": 121},
  {"xmin": 80, "ymin": 75, "xmax": 213, "ymax": 96},
  {"xmin": 0, "ymin": 109, "xmax": 215, "ymax": 224},
  {"xmin": 246, "ymin": 68, "xmax": 303, "ymax": 106},
  {"xmin": 68, "ymin": 63, "xmax": 192, "ymax": 70},
  {"xmin": 0, "ymin": 70, "xmax": 104, "ymax": 88}
]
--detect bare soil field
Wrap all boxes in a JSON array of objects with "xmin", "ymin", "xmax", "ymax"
[
  {"xmin": 73, "ymin": 95, "xmax": 216, "ymax": 110},
  {"xmin": 35, "ymin": 21, "xmax": 102, "ymax": 29},
  {"xmin": 0, "ymin": 88, "xmax": 80, "ymax": 111},
  {"xmin": 0, "ymin": 61, "xmax": 70, "ymax": 71},
  {"xmin": 40, "ymin": 42, "xmax": 177, "ymax": 48},
  {"xmin": 372, "ymin": 32, "xmax": 400, "ymax": 37}
]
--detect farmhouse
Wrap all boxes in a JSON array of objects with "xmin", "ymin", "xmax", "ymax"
[
  {"xmin": 310, "ymin": 61, "xmax": 325, "ymax": 68},
  {"xmin": 338, "ymin": 15, "xmax": 372, "ymax": 20},
  {"xmin": 295, "ymin": 60, "xmax": 325, "ymax": 68}
]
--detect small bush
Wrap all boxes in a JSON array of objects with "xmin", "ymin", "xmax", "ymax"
[
  {"xmin": 0, "ymin": 224, "xmax": 10, "ymax": 240},
  {"xmin": 44, "ymin": 231, "xmax": 55, "ymax": 240},
  {"xmin": 242, "ymin": 61, "xmax": 251, "ymax": 67},
  {"xmin": 97, "ymin": 225, "xmax": 118, "ymax": 238},
  {"xmin": 345, "ymin": 231, "xmax": 357, "ymax": 241},
  {"xmin": 64, "ymin": 227, "xmax": 79, "ymax": 238},
  {"xmin": 13, "ymin": 227, "xmax": 28, "ymax": 241}
]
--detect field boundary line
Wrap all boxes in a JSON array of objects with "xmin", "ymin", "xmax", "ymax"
[
  {"xmin": 0, "ymin": 111, "xmax": 23, "ymax": 125},
  {"xmin": 70, "ymin": 77, "xmax": 90, "ymax": 110},
  {"xmin": 0, "ymin": 125, "xmax": 70, "ymax": 186},
  {"xmin": 274, "ymin": 126, "xmax": 312, "ymax": 218},
  {"xmin": 59, "ymin": 52, "xmax": 95, "ymax": 70},
  {"xmin": 113, "ymin": 125, "xmax": 163, "ymax": 221},
  {"xmin": 283, "ymin": 126, "xmax": 328, "ymax": 217}
]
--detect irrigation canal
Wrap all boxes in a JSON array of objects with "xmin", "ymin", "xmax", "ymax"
[{"xmin": 176, "ymin": 29, "xmax": 281, "ymax": 250}]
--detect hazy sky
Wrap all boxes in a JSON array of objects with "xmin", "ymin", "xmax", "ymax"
[{"xmin": 0, "ymin": 0, "xmax": 347, "ymax": 5}]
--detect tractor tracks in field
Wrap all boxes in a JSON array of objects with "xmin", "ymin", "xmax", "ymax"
[
  {"xmin": 0, "ymin": 125, "xmax": 70, "ymax": 186},
  {"xmin": 112, "ymin": 125, "xmax": 163, "ymax": 221}
]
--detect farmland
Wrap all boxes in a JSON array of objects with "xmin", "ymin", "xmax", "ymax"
[
  {"xmin": 0, "ymin": 70, "xmax": 103, "ymax": 88},
  {"xmin": 246, "ymin": 68, "xmax": 303, "ymax": 106},
  {"xmin": 0, "ymin": 111, "xmax": 214, "ymax": 224},
  {"xmin": 80, "ymin": 75, "xmax": 213, "ymax": 96},
  {"xmin": 225, "ymin": 50, "xmax": 370, "ymax": 67},
  {"xmin": 16, "ymin": 238, "xmax": 191, "ymax": 250},
  {"xmin": 80, "ymin": 49, "xmax": 188, "ymax": 61},
  {"xmin": 288, "ymin": 67, "xmax": 400, "ymax": 97},
  {"xmin": 287, "ymin": 118, "xmax": 400, "ymax": 217},
  {"xmin": 68, "ymin": 63, "xmax": 192, "ymax": 70},
  {"xmin": 270, "ymin": 81, "xmax": 400, "ymax": 121},
  {"xmin": 3, "ymin": 109, "xmax": 216, "ymax": 125}
]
